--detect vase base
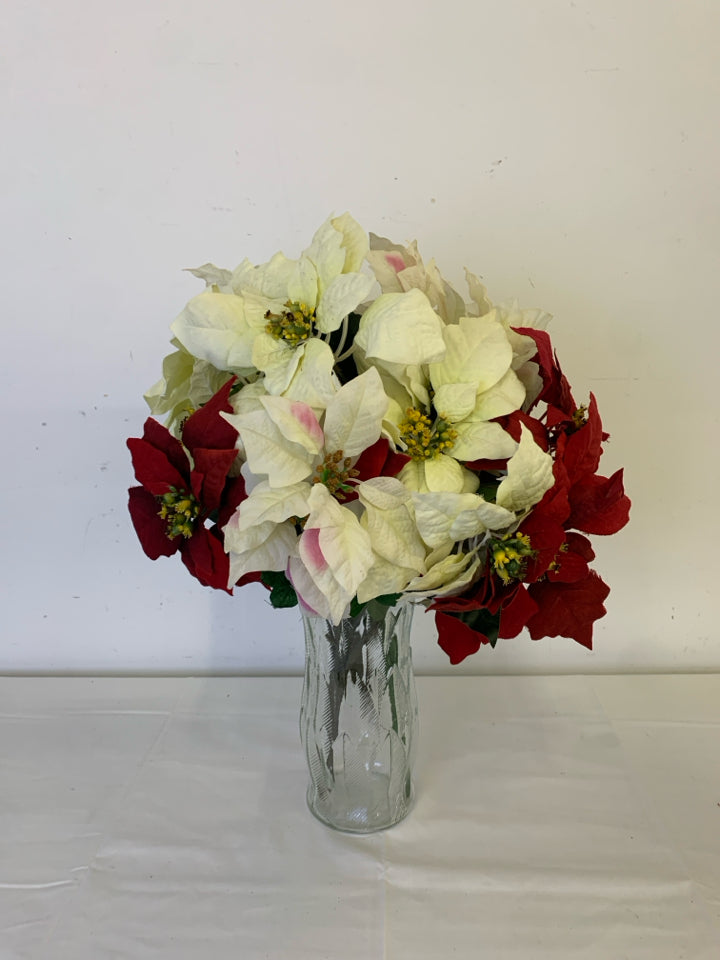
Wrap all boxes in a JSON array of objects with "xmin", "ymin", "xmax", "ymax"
[{"xmin": 306, "ymin": 784, "xmax": 415, "ymax": 835}]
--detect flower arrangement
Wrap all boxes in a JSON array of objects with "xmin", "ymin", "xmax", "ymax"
[{"xmin": 127, "ymin": 214, "xmax": 630, "ymax": 664}]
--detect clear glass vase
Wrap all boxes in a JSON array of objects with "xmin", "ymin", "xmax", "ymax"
[{"xmin": 299, "ymin": 600, "xmax": 418, "ymax": 833}]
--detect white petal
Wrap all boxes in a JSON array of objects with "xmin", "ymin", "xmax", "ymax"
[
  {"xmin": 287, "ymin": 555, "xmax": 334, "ymax": 620},
  {"xmin": 302, "ymin": 218, "xmax": 346, "ymax": 298},
  {"xmin": 282, "ymin": 338, "xmax": 338, "ymax": 412},
  {"xmin": 412, "ymin": 491, "xmax": 485, "ymax": 549},
  {"xmin": 304, "ymin": 484, "xmax": 374, "ymax": 614},
  {"xmin": 429, "ymin": 313, "xmax": 512, "ymax": 394},
  {"xmin": 356, "ymin": 555, "xmax": 417, "ymax": 604},
  {"xmin": 231, "ymin": 251, "xmax": 297, "ymax": 300},
  {"xmin": 322, "ymin": 367, "xmax": 388, "ymax": 458},
  {"xmin": 230, "ymin": 480, "xmax": 310, "ymax": 532},
  {"xmin": 225, "ymin": 406, "xmax": 316, "ymax": 487},
  {"xmin": 464, "ymin": 268, "xmax": 493, "ymax": 316},
  {"xmin": 355, "ymin": 289, "xmax": 446, "ymax": 365},
  {"xmin": 171, "ymin": 290, "xmax": 255, "ymax": 373},
  {"xmin": 287, "ymin": 258, "xmax": 318, "ymax": 311},
  {"xmin": 404, "ymin": 551, "xmax": 480, "ymax": 598},
  {"xmin": 432, "ymin": 382, "xmax": 478, "ymax": 422},
  {"xmin": 185, "ymin": 263, "xmax": 233, "ymax": 288},
  {"xmin": 421, "ymin": 455, "xmax": 468, "ymax": 493},
  {"xmin": 470, "ymin": 367, "xmax": 526, "ymax": 421},
  {"xmin": 251, "ymin": 333, "xmax": 301, "ymax": 394},
  {"xmin": 226, "ymin": 521, "xmax": 298, "ymax": 584},
  {"xmin": 496, "ymin": 424, "xmax": 555, "ymax": 513},
  {"xmin": 259, "ymin": 395, "xmax": 324, "ymax": 454},
  {"xmin": 356, "ymin": 476, "xmax": 411, "ymax": 511},
  {"xmin": 450, "ymin": 420, "xmax": 518, "ymax": 462},
  {"xmin": 315, "ymin": 271, "xmax": 374, "ymax": 333},
  {"xmin": 516, "ymin": 361, "xmax": 543, "ymax": 410},
  {"xmin": 331, "ymin": 212, "xmax": 369, "ymax": 274},
  {"xmin": 359, "ymin": 482, "xmax": 426, "ymax": 573}
]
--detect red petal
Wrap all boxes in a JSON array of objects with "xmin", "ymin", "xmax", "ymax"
[
  {"xmin": 514, "ymin": 328, "xmax": 576, "ymax": 414},
  {"xmin": 499, "ymin": 585, "xmax": 538, "ymax": 638},
  {"xmin": 563, "ymin": 394, "xmax": 604, "ymax": 480},
  {"xmin": 435, "ymin": 611, "xmax": 489, "ymax": 664},
  {"xmin": 181, "ymin": 377, "xmax": 238, "ymax": 453},
  {"xmin": 565, "ymin": 531, "xmax": 595, "ymax": 561},
  {"xmin": 235, "ymin": 570, "xmax": 263, "ymax": 588},
  {"xmin": 547, "ymin": 532, "xmax": 594, "ymax": 583},
  {"xmin": 181, "ymin": 527, "xmax": 232, "ymax": 592},
  {"xmin": 140, "ymin": 418, "xmax": 189, "ymax": 477},
  {"xmin": 526, "ymin": 572, "xmax": 611, "ymax": 649},
  {"xmin": 127, "ymin": 486, "xmax": 178, "ymax": 560},
  {"xmin": 520, "ymin": 483, "xmax": 570, "ymax": 581},
  {"xmin": 501, "ymin": 410, "xmax": 549, "ymax": 450},
  {"xmin": 217, "ymin": 475, "xmax": 249, "ymax": 528},
  {"xmin": 568, "ymin": 469, "xmax": 631, "ymax": 535},
  {"xmin": 345, "ymin": 439, "xmax": 410, "ymax": 502},
  {"xmin": 190, "ymin": 447, "xmax": 239, "ymax": 512},
  {"xmin": 546, "ymin": 550, "xmax": 589, "ymax": 583},
  {"xmin": 352, "ymin": 438, "xmax": 388, "ymax": 480},
  {"xmin": 522, "ymin": 515, "xmax": 566, "ymax": 582},
  {"xmin": 127, "ymin": 434, "xmax": 188, "ymax": 495}
]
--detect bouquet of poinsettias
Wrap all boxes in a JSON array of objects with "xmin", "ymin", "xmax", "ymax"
[{"xmin": 127, "ymin": 214, "xmax": 630, "ymax": 664}]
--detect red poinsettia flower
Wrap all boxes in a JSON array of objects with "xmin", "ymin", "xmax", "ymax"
[
  {"xmin": 432, "ymin": 388, "xmax": 631, "ymax": 663},
  {"xmin": 127, "ymin": 378, "xmax": 249, "ymax": 592}
]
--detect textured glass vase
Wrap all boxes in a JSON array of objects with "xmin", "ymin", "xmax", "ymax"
[{"xmin": 299, "ymin": 601, "xmax": 418, "ymax": 833}]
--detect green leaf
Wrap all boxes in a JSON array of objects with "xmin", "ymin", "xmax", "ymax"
[
  {"xmin": 349, "ymin": 596, "xmax": 366, "ymax": 618},
  {"xmin": 456, "ymin": 607, "xmax": 501, "ymax": 649},
  {"xmin": 375, "ymin": 593, "xmax": 402, "ymax": 607},
  {"xmin": 261, "ymin": 571, "xmax": 298, "ymax": 609}
]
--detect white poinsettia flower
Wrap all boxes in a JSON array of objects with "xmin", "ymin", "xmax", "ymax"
[
  {"xmin": 247, "ymin": 214, "xmax": 374, "ymax": 392},
  {"xmin": 221, "ymin": 368, "xmax": 390, "ymax": 599},
  {"xmin": 223, "ymin": 367, "xmax": 388, "ymax": 489},
  {"xmin": 171, "ymin": 213, "xmax": 374, "ymax": 396},
  {"xmin": 371, "ymin": 312, "xmax": 526, "ymax": 494}
]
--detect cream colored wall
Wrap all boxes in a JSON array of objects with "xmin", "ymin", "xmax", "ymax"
[{"xmin": 3, "ymin": 0, "xmax": 717, "ymax": 673}]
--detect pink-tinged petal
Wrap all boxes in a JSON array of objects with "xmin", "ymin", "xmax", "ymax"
[
  {"xmin": 290, "ymin": 401, "xmax": 324, "ymax": 448},
  {"xmin": 299, "ymin": 526, "xmax": 328, "ymax": 575},
  {"xmin": 385, "ymin": 253, "xmax": 406, "ymax": 273}
]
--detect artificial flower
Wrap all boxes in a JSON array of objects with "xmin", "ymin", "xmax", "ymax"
[{"xmin": 128, "ymin": 214, "xmax": 630, "ymax": 662}]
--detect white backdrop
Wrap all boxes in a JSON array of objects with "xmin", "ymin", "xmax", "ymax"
[{"xmin": 2, "ymin": 0, "xmax": 718, "ymax": 674}]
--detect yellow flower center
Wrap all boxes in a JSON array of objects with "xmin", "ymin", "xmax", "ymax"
[
  {"xmin": 572, "ymin": 404, "xmax": 588, "ymax": 429},
  {"xmin": 312, "ymin": 449, "xmax": 359, "ymax": 501},
  {"xmin": 489, "ymin": 532, "xmax": 535, "ymax": 584},
  {"xmin": 265, "ymin": 301, "xmax": 315, "ymax": 345},
  {"xmin": 398, "ymin": 407, "xmax": 458, "ymax": 461},
  {"xmin": 157, "ymin": 486, "xmax": 201, "ymax": 539}
]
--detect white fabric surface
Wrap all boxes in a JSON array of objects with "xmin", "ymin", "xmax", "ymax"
[{"xmin": 1, "ymin": 675, "xmax": 718, "ymax": 959}]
